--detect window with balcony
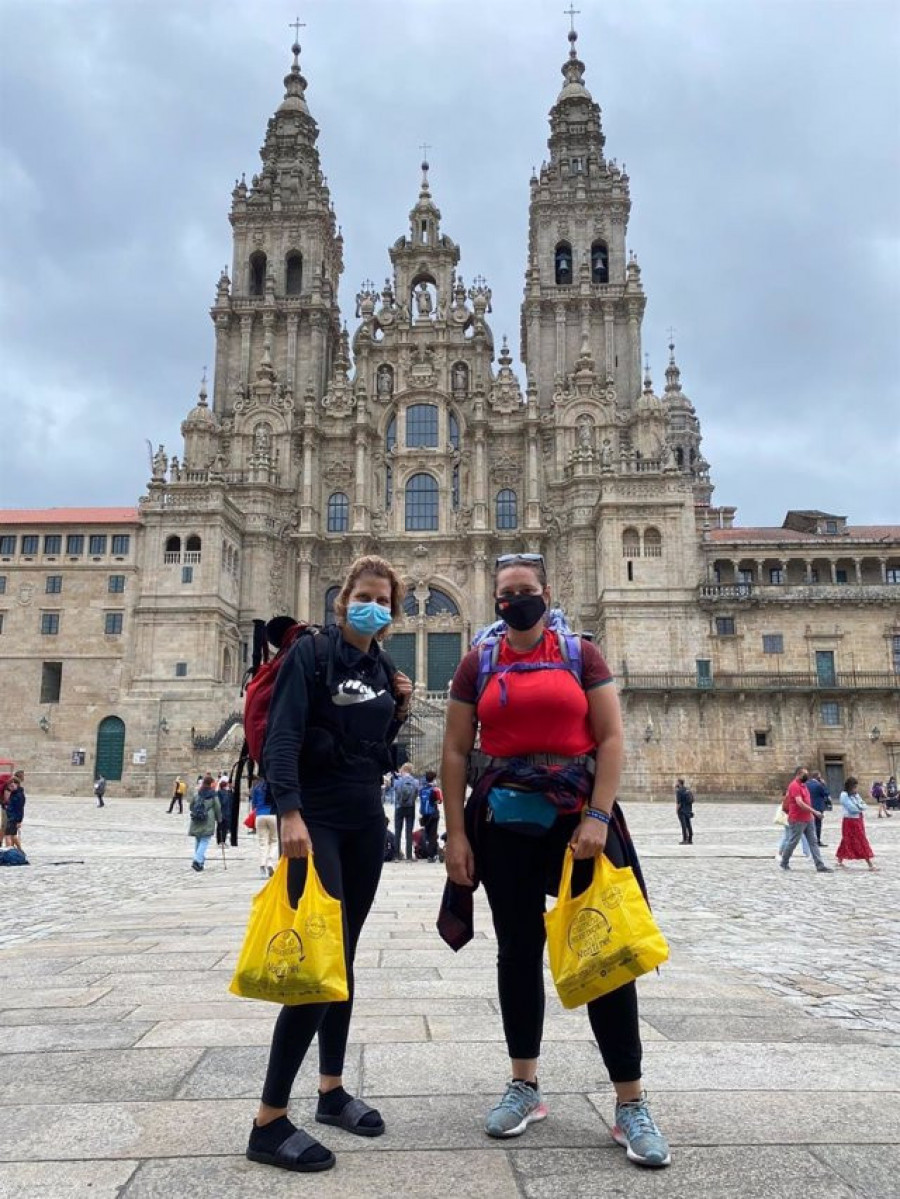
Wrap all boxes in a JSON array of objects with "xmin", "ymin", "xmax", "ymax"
[
  {"xmin": 164, "ymin": 535, "xmax": 181, "ymax": 563},
  {"xmin": 762, "ymin": 633, "xmax": 784, "ymax": 654},
  {"xmin": 820, "ymin": 701, "xmax": 841, "ymax": 726},
  {"xmin": 696, "ymin": 659, "xmax": 712, "ymax": 688},
  {"xmin": 835, "ymin": 569, "xmax": 848, "ymax": 584},
  {"xmin": 0, "ymin": 536, "xmax": 14, "ymax": 556},
  {"xmin": 715, "ymin": 616, "xmax": 736, "ymax": 636},
  {"xmin": 887, "ymin": 568, "xmax": 900, "ymax": 585},
  {"xmin": 104, "ymin": 612, "xmax": 123, "ymax": 635},
  {"xmin": 22, "ymin": 535, "xmax": 38, "ymax": 555},
  {"xmin": 405, "ymin": 473, "xmax": 439, "ymax": 531},
  {"xmin": 622, "ymin": 527, "xmax": 640, "ymax": 558},
  {"xmin": 769, "ymin": 568, "xmax": 784, "ymax": 584},
  {"xmin": 737, "ymin": 569, "xmax": 753, "ymax": 585},
  {"xmin": 45, "ymin": 575, "xmax": 62, "ymax": 595},
  {"xmin": 44, "ymin": 535, "xmax": 62, "ymax": 555},
  {"xmin": 406, "ymin": 404, "xmax": 439, "ymax": 448},
  {"xmin": 111, "ymin": 534, "xmax": 130, "ymax": 555},
  {"xmin": 185, "ymin": 535, "xmax": 202, "ymax": 563},
  {"xmin": 108, "ymin": 575, "xmax": 125, "ymax": 593},
  {"xmin": 41, "ymin": 612, "xmax": 60, "ymax": 635},
  {"xmin": 643, "ymin": 528, "xmax": 662, "ymax": 557},
  {"xmin": 892, "ymin": 634, "xmax": 900, "ymax": 674},
  {"xmin": 89, "ymin": 535, "xmax": 107, "ymax": 555},
  {"xmin": 66, "ymin": 534, "xmax": 84, "ymax": 555}
]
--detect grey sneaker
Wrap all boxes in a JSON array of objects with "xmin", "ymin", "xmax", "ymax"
[
  {"xmin": 484, "ymin": 1079, "xmax": 548, "ymax": 1138},
  {"xmin": 612, "ymin": 1093, "xmax": 671, "ymax": 1168}
]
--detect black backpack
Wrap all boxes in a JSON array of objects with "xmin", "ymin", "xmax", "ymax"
[{"xmin": 189, "ymin": 793, "xmax": 208, "ymax": 823}]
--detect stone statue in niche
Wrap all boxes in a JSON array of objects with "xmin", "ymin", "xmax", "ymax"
[
  {"xmin": 152, "ymin": 444, "xmax": 168, "ymax": 480},
  {"xmin": 376, "ymin": 365, "xmax": 394, "ymax": 397},
  {"xmin": 600, "ymin": 439, "xmax": 613, "ymax": 470},
  {"xmin": 577, "ymin": 417, "xmax": 593, "ymax": 448},
  {"xmin": 415, "ymin": 283, "xmax": 433, "ymax": 319},
  {"xmin": 253, "ymin": 424, "xmax": 271, "ymax": 456},
  {"xmin": 452, "ymin": 363, "xmax": 468, "ymax": 393}
]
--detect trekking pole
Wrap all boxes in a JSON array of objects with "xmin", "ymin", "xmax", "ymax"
[{"xmin": 221, "ymin": 839, "xmax": 227, "ymax": 871}]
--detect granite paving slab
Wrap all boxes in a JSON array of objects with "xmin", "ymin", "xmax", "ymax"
[
  {"xmin": 0, "ymin": 1159, "xmax": 139, "ymax": 1198},
  {"xmin": 0, "ymin": 1046, "xmax": 204, "ymax": 1105},
  {"xmin": 0, "ymin": 1020, "xmax": 155, "ymax": 1054},
  {"xmin": 174, "ymin": 1044, "xmax": 363, "ymax": 1100},
  {"xmin": 134, "ymin": 1014, "xmax": 428, "ymax": 1048},
  {"xmin": 811, "ymin": 1144, "xmax": 900, "ymax": 1198}
]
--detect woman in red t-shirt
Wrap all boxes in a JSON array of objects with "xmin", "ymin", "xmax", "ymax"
[{"xmin": 440, "ymin": 554, "xmax": 670, "ymax": 1170}]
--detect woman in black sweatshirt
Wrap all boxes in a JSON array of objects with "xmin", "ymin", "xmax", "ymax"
[{"xmin": 247, "ymin": 555, "xmax": 412, "ymax": 1174}]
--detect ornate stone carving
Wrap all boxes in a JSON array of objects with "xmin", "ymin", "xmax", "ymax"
[
  {"xmin": 490, "ymin": 453, "xmax": 520, "ymax": 487},
  {"xmin": 323, "ymin": 460, "xmax": 354, "ymax": 485}
]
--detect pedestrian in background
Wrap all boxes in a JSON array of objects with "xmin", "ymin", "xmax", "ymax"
[
  {"xmin": 871, "ymin": 779, "xmax": 891, "ymax": 819},
  {"xmin": 3, "ymin": 771, "xmax": 26, "ymax": 851},
  {"xmin": 836, "ymin": 778, "xmax": 877, "ymax": 870},
  {"xmin": 393, "ymin": 763, "xmax": 418, "ymax": 862},
  {"xmin": 806, "ymin": 770, "xmax": 831, "ymax": 846},
  {"xmin": 251, "ymin": 775, "xmax": 278, "ymax": 878},
  {"xmin": 886, "ymin": 776, "xmax": 899, "ymax": 812},
  {"xmin": 780, "ymin": 766, "xmax": 833, "ymax": 874},
  {"xmin": 168, "ymin": 775, "xmax": 186, "ymax": 814},
  {"xmin": 216, "ymin": 777, "xmax": 234, "ymax": 848},
  {"xmin": 419, "ymin": 770, "xmax": 443, "ymax": 862},
  {"xmin": 189, "ymin": 773, "xmax": 221, "ymax": 872},
  {"xmin": 675, "ymin": 778, "xmax": 694, "ymax": 845},
  {"xmin": 94, "ymin": 775, "xmax": 107, "ymax": 808}
]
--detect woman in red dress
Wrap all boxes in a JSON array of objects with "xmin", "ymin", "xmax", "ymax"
[{"xmin": 835, "ymin": 776, "xmax": 877, "ymax": 869}]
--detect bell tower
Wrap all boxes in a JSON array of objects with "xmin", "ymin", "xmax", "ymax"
[{"xmin": 521, "ymin": 23, "xmax": 645, "ymax": 410}]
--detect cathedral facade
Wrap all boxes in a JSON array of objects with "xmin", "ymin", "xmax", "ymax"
[{"xmin": 1, "ymin": 31, "xmax": 898, "ymax": 798}]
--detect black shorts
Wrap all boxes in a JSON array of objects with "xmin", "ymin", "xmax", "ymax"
[{"xmin": 5, "ymin": 821, "xmax": 19, "ymax": 837}]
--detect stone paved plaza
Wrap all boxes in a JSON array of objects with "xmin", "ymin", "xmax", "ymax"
[{"xmin": 1, "ymin": 797, "xmax": 898, "ymax": 1198}]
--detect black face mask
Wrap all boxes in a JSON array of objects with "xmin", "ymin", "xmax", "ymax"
[{"xmin": 495, "ymin": 593, "xmax": 547, "ymax": 632}]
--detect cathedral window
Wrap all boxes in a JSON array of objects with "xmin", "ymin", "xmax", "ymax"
[
  {"xmin": 324, "ymin": 585, "xmax": 340, "ymax": 626},
  {"xmin": 164, "ymin": 535, "xmax": 181, "ymax": 564},
  {"xmin": 675, "ymin": 447, "xmax": 684, "ymax": 468},
  {"xmin": 406, "ymin": 404, "xmax": 439, "ymax": 448},
  {"xmin": 285, "ymin": 252, "xmax": 303, "ymax": 295},
  {"xmin": 555, "ymin": 242, "xmax": 573, "ymax": 285},
  {"xmin": 327, "ymin": 492, "xmax": 350, "ymax": 533},
  {"xmin": 496, "ymin": 489, "xmax": 518, "ymax": 530},
  {"xmin": 249, "ymin": 251, "xmax": 267, "ymax": 297},
  {"xmin": 185, "ymin": 534, "xmax": 202, "ymax": 564},
  {"xmin": 385, "ymin": 414, "xmax": 397, "ymax": 452},
  {"xmin": 44, "ymin": 535, "xmax": 62, "ymax": 555},
  {"xmin": 403, "ymin": 592, "xmax": 419, "ymax": 617},
  {"xmin": 449, "ymin": 411, "xmax": 460, "ymax": 450},
  {"xmin": 622, "ymin": 527, "xmax": 640, "ymax": 558},
  {"xmin": 591, "ymin": 241, "xmax": 609, "ymax": 284},
  {"xmin": 643, "ymin": 527, "xmax": 662, "ymax": 557},
  {"xmin": 405, "ymin": 473, "xmax": 439, "ymax": 531},
  {"xmin": 425, "ymin": 587, "xmax": 459, "ymax": 616}
]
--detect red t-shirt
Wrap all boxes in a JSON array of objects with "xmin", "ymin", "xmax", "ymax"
[
  {"xmin": 786, "ymin": 779, "xmax": 813, "ymax": 823},
  {"xmin": 449, "ymin": 633, "xmax": 613, "ymax": 757}
]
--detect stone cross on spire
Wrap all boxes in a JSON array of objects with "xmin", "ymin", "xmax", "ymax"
[
  {"xmin": 289, "ymin": 16, "xmax": 306, "ymax": 43},
  {"xmin": 564, "ymin": 4, "xmax": 580, "ymax": 33}
]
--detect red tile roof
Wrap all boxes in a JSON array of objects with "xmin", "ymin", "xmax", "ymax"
[
  {"xmin": 0, "ymin": 508, "xmax": 140, "ymax": 526},
  {"xmin": 708, "ymin": 526, "xmax": 900, "ymax": 543}
]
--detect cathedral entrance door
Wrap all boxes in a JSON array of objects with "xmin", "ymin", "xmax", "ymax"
[{"xmin": 95, "ymin": 716, "xmax": 126, "ymax": 781}]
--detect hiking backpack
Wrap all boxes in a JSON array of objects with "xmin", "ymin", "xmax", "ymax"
[
  {"xmin": 475, "ymin": 628, "xmax": 584, "ymax": 706},
  {"xmin": 419, "ymin": 783, "xmax": 437, "ymax": 818},
  {"xmin": 189, "ymin": 793, "xmax": 209, "ymax": 823}
]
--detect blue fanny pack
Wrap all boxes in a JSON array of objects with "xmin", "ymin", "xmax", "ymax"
[{"xmin": 486, "ymin": 787, "xmax": 557, "ymax": 835}]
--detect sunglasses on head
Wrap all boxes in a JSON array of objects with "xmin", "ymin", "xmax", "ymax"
[{"xmin": 495, "ymin": 553, "xmax": 545, "ymax": 567}]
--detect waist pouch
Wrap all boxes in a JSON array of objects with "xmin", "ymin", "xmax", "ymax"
[{"xmin": 487, "ymin": 787, "xmax": 557, "ymax": 836}]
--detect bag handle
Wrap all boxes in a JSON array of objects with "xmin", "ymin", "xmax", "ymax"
[
  {"xmin": 271, "ymin": 851, "xmax": 319, "ymax": 911},
  {"xmin": 557, "ymin": 848, "xmax": 609, "ymax": 903}
]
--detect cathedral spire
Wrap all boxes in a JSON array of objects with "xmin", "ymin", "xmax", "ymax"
[
  {"xmin": 665, "ymin": 333, "xmax": 684, "ymax": 396},
  {"xmin": 279, "ymin": 32, "xmax": 310, "ymax": 114}
]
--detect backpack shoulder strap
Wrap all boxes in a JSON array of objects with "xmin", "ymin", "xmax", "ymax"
[
  {"xmin": 312, "ymin": 629, "xmax": 334, "ymax": 693},
  {"xmin": 475, "ymin": 635, "xmax": 503, "ymax": 700},
  {"xmin": 555, "ymin": 629, "xmax": 584, "ymax": 684},
  {"xmin": 379, "ymin": 646, "xmax": 398, "ymax": 691}
]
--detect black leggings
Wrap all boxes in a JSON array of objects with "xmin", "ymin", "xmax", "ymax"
[
  {"xmin": 479, "ymin": 812, "xmax": 643, "ymax": 1084},
  {"xmin": 260, "ymin": 815, "xmax": 384, "ymax": 1107}
]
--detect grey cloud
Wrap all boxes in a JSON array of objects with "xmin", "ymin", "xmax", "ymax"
[{"xmin": 0, "ymin": 0, "xmax": 897, "ymax": 521}]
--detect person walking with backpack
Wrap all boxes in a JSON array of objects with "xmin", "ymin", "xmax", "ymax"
[
  {"xmin": 188, "ymin": 773, "xmax": 221, "ymax": 872},
  {"xmin": 674, "ymin": 778, "xmax": 694, "ymax": 844},
  {"xmin": 216, "ymin": 777, "xmax": 234, "ymax": 849},
  {"xmin": 393, "ymin": 764, "xmax": 418, "ymax": 861},
  {"xmin": 247, "ymin": 554, "xmax": 412, "ymax": 1174},
  {"xmin": 419, "ymin": 770, "xmax": 443, "ymax": 862},
  {"xmin": 440, "ymin": 552, "xmax": 671, "ymax": 1170},
  {"xmin": 167, "ymin": 775, "xmax": 186, "ymax": 814},
  {"xmin": 871, "ymin": 779, "xmax": 891, "ymax": 818}
]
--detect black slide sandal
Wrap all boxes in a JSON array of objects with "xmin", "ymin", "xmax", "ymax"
[
  {"xmin": 316, "ymin": 1096, "xmax": 385, "ymax": 1137},
  {"xmin": 246, "ymin": 1127, "xmax": 336, "ymax": 1172}
]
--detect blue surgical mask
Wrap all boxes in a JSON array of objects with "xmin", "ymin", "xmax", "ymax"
[{"xmin": 347, "ymin": 601, "xmax": 393, "ymax": 636}]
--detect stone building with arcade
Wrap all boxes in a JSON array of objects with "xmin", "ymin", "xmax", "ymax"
[{"xmin": 1, "ymin": 28, "xmax": 898, "ymax": 797}]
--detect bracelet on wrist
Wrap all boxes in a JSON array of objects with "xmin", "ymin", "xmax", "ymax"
[{"xmin": 584, "ymin": 807, "xmax": 611, "ymax": 826}]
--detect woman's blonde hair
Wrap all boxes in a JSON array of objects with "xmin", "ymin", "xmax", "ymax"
[{"xmin": 333, "ymin": 555, "xmax": 406, "ymax": 628}]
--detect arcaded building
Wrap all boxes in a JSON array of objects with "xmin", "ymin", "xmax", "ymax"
[{"xmin": 1, "ymin": 29, "xmax": 897, "ymax": 796}]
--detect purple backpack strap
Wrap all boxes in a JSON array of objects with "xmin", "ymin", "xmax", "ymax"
[
  {"xmin": 476, "ymin": 637, "xmax": 502, "ymax": 700},
  {"xmin": 556, "ymin": 630, "xmax": 583, "ymax": 684}
]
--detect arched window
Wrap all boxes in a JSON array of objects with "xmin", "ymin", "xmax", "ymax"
[
  {"xmin": 249, "ymin": 251, "xmax": 267, "ymax": 297},
  {"xmin": 425, "ymin": 587, "xmax": 459, "ymax": 616},
  {"xmin": 622, "ymin": 527, "xmax": 640, "ymax": 558},
  {"xmin": 591, "ymin": 240, "xmax": 609, "ymax": 284},
  {"xmin": 555, "ymin": 241, "xmax": 573, "ymax": 285},
  {"xmin": 405, "ymin": 473, "xmax": 439, "ymax": 531},
  {"xmin": 385, "ymin": 414, "xmax": 397, "ymax": 452},
  {"xmin": 285, "ymin": 251, "xmax": 302, "ymax": 295},
  {"xmin": 496, "ymin": 489, "xmax": 518, "ymax": 530},
  {"xmin": 406, "ymin": 404, "xmax": 439, "ymax": 448},
  {"xmin": 644, "ymin": 527, "xmax": 663, "ymax": 558},
  {"xmin": 164, "ymin": 535, "xmax": 181, "ymax": 556},
  {"xmin": 185, "ymin": 534, "xmax": 202, "ymax": 563},
  {"xmin": 403, "ymin": 591, "xmax": 420, "ymax": 617},
  {"xmin": 449, "ymin": 411, "xmax": 460, "ymax": 450},
  {"xmin": 327, "ymin": 492, "xmax": 350, "ymax": 533},
  {"xmin": 675, "ymin": 446, "xmax": 684, "ymax": 468},
  {"xmin": 324, "ymin": 585, "xmax": 340, "ymax": 626}
]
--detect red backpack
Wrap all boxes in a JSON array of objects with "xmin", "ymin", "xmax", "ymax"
[{"xmin": 243, "ymin": 618, "xmax": 309, "ymax": 765}]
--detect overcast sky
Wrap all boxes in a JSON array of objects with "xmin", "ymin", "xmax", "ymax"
[{"xmin": 1, "ymin": 0, "xmax": 898, "ymax": 525}]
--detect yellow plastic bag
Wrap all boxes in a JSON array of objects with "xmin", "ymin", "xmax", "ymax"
[
  {"xmin": 229, "ymin": 854, "xmax": 348, "ymax": 1005},
  {"xmin": 545, "ymin": 851, "xmax": 669, "ymax": 1009}
]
